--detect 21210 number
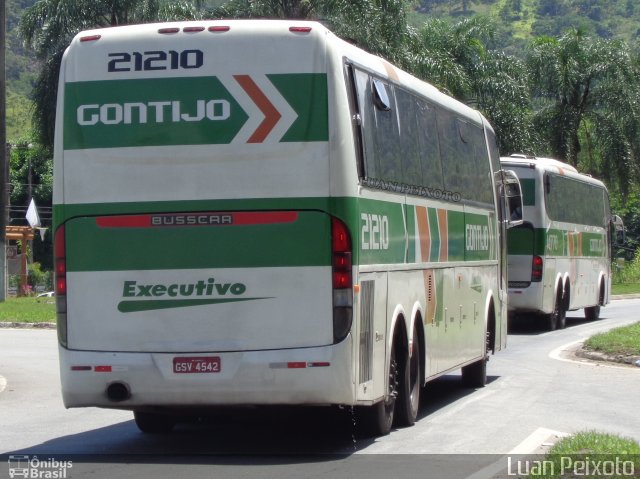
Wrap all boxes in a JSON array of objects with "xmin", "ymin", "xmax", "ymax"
[{"xmin": 107, "ymin": 49, "xmax": 204, "ymax": 72}]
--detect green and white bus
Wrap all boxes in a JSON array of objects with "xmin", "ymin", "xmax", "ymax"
[
  {"xmin": 54, "ymin": 20, "xmax": 522, "ymax": 435},
  {"xmin": 502, "ymin": 155, "xmax": 623, "ymax": 331}
]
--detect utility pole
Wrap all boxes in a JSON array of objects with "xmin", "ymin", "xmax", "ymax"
[{"xmin": 0, "ymin": 0, "xmax": 7, "ymax": 302}]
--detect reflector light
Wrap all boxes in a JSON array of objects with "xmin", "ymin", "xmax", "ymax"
[
  {"xmin": 54, "ymin": 227, "xmax": 66, "ymax": 296},
  {"xmin": 332, "ymin": 218, "xmax": 350, "ymax": 253},
  {"xmin": 94, "ymin": 366, "xmax": 113, "ymax": 373},
  {"xmin": 80, "ymin": 35, "xmax": 101, "ymax": 42},
  {"xmin": 183, "ymin": 26, "xmax": 205, "ymax": 33},
  {"xmin": 209, "ymin": 26, "xmax": 230, "ymax": 32},
  {"xmin": 289, "ymin": 26, "xmax": 312, "ymax": 33},
  {"xmin": 158, "ymin": 27, "xmax": 180, "ymax": 34},
  {"xmin": 332, "ymin": 218, "xmax": 352, "ymax": 289},
  {"xmin": 287, "ymin": 362, "xmax": 307, "ymax": 369},
  {"xmin": 531, "ymin": 255, "xmax": 543, "ymax": 282}
]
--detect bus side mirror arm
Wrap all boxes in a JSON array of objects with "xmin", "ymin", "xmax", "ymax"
[
  {"xmin": 611, "ymin": 214, "xmax": 625, "ymax": 245},
  {"xmin": 499, "ymin": 169, "xmax": 523, "ymax": 229}
]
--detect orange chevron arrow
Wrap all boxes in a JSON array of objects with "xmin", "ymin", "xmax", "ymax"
[{"xmin": 234, "ymin": 75, "xmax": 282, "ymax": 143}]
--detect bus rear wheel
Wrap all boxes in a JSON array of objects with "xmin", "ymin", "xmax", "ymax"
[
  {"xmin": 395, "ymin": 326, "xmax": 421, "ymax": 427},
  {"xmin": 546, "ymin": 291, "xmax": 565, "ymax": 331},
  {"xmin": 462, "ymin": 329, "xmax": 488, "ymax": 388},
  {"xmin": 133, "ymin": 410, "xmax": 176, "ymax": 434},
  {"xmin": 585, "ymin": 305, "xmax": 601, "ymax": 321},
  {"xmin": 355, "ymin": 340, "xmax": 399, "ymax": 436}
]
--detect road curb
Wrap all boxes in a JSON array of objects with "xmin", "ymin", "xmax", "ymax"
[{"xmin": 0, "ymin": 322, "xmax": 56, "ymax": 330}]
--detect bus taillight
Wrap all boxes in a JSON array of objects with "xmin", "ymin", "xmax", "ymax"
[
  {"xmin": 332, "ymin": 218, "xmax": 353, "ymax": 342},
  {"xmin": 54, "ymin": 225, "xmax": 68, "ymax": 346},
  {"xmin": 531, "ymin": 255, "xmax": 543, "ymax": 282}
]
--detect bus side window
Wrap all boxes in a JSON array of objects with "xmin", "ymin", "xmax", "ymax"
[{"xmin": 370, "ymin": 78, "xmax": 403, "ymax": 184}]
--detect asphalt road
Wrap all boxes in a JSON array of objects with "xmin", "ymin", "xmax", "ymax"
[{"xmin": 1, "ymin": 299, "xmax": 639, "ymax": 478}]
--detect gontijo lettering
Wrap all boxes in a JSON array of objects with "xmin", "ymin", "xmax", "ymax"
[
  {"xmin": 466, "ymin": 224, "xmax": 490, "ymax": 251},
  {"xmin": 77, "ymin": 100, "xmax": 231, "ymax": 125}
]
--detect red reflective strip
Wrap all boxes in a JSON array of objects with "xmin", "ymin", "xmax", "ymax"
[
  {"xmin": 287, "ymin": 362, "xmax": 307, "ymax": 369},
  {"xmin": 158, "ymin": 28, "xmax": 180, "ymax": 34},
  {"xmin": 209, "ymin": 26, "xmax": 230, "ymax": 32},
  {"xmin": 183, "ymin": 26, "xmax": 205, "ymax": 33},
  {"xmin": 232, "ymin": 212, "xmax": 298, "ymax": 225},
  {"xmin": 96, "ymin": 216, "xmax": 151, "ymax": 228},
  {"xmin": 80, "ymin": 35, "xmax": 101, "ymax": 42},
  {"xmin": 289, "ymin": 26, "xmax": 312, "ymax": 33},
  {"xmin": 94, "ymin": 366, "xmax": 112, "ymax": 372},
  {"xmin": 96, "ymin": 212, "xmax": 298, "ymax": 228}
]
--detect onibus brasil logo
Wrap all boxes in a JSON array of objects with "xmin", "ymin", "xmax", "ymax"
[
  {"xmin": 8, "ymin": 455, "xmax": 72, "ymax": 479},
  {"xmin": 118, "ymin": 278, "xmax": 271, "ymax": 313}
]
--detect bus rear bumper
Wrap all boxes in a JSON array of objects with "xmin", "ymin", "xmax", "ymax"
[
  {"xmin": 59, "ymin": 338, "xmax": 355, "ymax": 409},
  {"xmin": 508, "ymin": 282, "xmax": 547, "ymax": 314}
]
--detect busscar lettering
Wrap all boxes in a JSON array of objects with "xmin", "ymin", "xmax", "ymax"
[
  {"xmin": 151, "ymin": 214, "xmax": 233, "ymax": 226},
  {"xmin": 122, "ymin": 278, "xmax": 247, "ymax": 298}
]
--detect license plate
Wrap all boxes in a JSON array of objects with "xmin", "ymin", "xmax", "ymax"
[{"xmin": 173, "ymin": 356, "xmax": 221, "ymax": 374}]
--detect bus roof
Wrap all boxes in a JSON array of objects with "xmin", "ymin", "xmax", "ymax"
[
  {"xmin": 500, "ymin": 155, "xmax": 607, "ymax": 189},
  {"xmin": 66, "ymin": 19, "xmax": 486, "ymax": 126}
]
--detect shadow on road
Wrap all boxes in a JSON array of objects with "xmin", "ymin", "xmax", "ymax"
[
  {"xmin": 5, "ymin": 376, "xmax": 490, "ymax": 457},
  {"xmin": 508, "ymin": 311, "xmax": 610, "ymax": 336}
]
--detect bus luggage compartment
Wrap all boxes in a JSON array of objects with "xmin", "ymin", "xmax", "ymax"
[{"xmin": 62, "ymin": 209, "xmax": 334, "ymax": 353}]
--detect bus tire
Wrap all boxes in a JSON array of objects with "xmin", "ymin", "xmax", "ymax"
[
  {"xmin": 461, "ymin": 356, "xmax": 487, "ymax": 388},
  {"xmin": 546, "ymin": 291, "xmax": 565, "ymax": 331},
  {"xmin": 585, "ymin": 305, "xmax": 601, "ymax": 321},
  {"xmin": 355, "ymin": 339, "xmax": 399, "ymax": 436},
  {"xmin": 395, "ymin": 326, "xmax": 421, "ymax": 427},
  {"xmin": 133, "ymin": 410, "xmax": 176, "ymax": 434}
]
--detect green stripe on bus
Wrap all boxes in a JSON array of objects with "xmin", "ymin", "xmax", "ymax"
[
  {"xmin": 63, "ymin": 74, "xmax": 328, "ymax": 150},
  {"xmin": 428, "ymin": 208, "xmax": 440, "ymax": 263},
  {"xmin": 508, "ymin": 227, "xmax": 606, "ymax": 257},
  {"xmin": 520, "ymin": 179, "xmax": 536, "ymax": 206},
  {"xmin": 117, "ymin": 297, "xmax": 269, "ymax": 313},
  {"xmin": 65, "ymin": 211, "xmax": 331, "ymax": 272},
  {"xmin": 268, "ymin": 74, "xmax": 329, "ymax": 142}
]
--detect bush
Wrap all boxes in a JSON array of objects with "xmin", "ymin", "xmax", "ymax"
[{"xmin": 612, "ymin": 249, "xmax": 640, "ymax": 284}]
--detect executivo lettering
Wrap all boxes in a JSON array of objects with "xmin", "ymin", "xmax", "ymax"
[{"xmin": 118, "ymin": 278, "xmax": 272, "ymax": 313}]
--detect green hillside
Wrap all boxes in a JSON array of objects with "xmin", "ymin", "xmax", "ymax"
[
  {"xmin": 411, "ymin": 0, "xmax": 640, "ymax": 51},
  {"xmin": 6, "ymin": 0, "xmax": 640, "ymax": 142}
]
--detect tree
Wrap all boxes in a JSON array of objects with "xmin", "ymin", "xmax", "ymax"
[
  {"xmin": 526, "ymin": 29, "xmax": 640, "ymax": 193},
  {"xmin": 8, "ymin": 138, "xmax": 53, "ymax": 269},
  {"xmin": 212, "ymin": 0, "xmax": 414, "ymax": 68},
  {"xmin": 410, "ymin": 17, "xmax": 536, "ymax": 154},
  {"xmin": 19, "ymin": 0, "xmax": 205, "ymax": 149}
]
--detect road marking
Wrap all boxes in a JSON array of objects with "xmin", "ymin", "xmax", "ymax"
[
  {"xmin": 463, "ymin": 428, "xmax": 569, "ymax": 479},
  {"xmin": 549, "ymin": 339, "xmax": 634, "ymax": 369},
  {"xmin": 508, "ymin": 427, "xmax": 569, "ymax": 454},
  {"xmin": 0, "ymin": 375, "xmax": 6, "ymax": 393}
]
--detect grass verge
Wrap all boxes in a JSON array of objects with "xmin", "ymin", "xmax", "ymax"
[
  {"xmin": 0, "ymin": 297, "xmax": 56, "ymax": 323},
  {"xmin": 584, "ymin": 322, "xmax": 640, "ymax": 357},
  {"xmin": 528, "ymin": 431, "xmax": 640, "ymax": 478},
  {"xmin": 612, "ymin": 283, "xmax": 640, "ymax": 295}
]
